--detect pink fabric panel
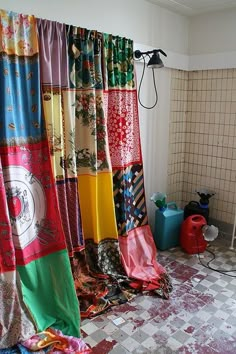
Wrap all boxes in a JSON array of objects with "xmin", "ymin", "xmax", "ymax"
[
  {"xmin": 119, "ymin": 225, "xmax": 166, "ymax": 282},
  {"xmin": 106, "ymin": 90, "xmax": 142, "ymax": 169},
  {"xmin": 1, "ymin": 142, "xmax": 66, "ymax": 266}
]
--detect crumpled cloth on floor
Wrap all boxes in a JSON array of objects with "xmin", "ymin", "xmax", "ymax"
[
  {"xmin": 71, "ymin": 251, "xmax": 138, "ymax": 318},
  {"xmin": 22, "ymin": 328, "xmax": 91, "ymax": 353},
  {"xmin": 0, "ymin": 328, "xmax": 91, "ymax": 354},
  {"xmin": 0, "ymin": 344, "xmax": 46, "ymax": 353}
]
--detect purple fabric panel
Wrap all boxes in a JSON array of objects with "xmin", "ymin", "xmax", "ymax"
[
  {"xmin": 56, "ymin": 178, "xmax": 84, "ymax": 254},
  {"xmin": 37, "ymin": 19, "xmax": 69, "ymax": 87}
]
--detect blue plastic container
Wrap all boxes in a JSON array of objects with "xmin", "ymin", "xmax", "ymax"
[{"xmin": 154, "ymin": 202, "xmax": 184, "ymax": 251}]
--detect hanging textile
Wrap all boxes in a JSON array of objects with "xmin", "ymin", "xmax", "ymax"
[
  {"xmin": 0, "ymin": 160, "xmax": 35, "ymax": 348},
  {"xmin": 0, "ymin": 9, "xmax": 80, "ymax": 347},
  {"xmin": 66, "ymin": 27, "xmax": 124, "ymax": 276},
  {"xmin": 37, "ymin": 21, "xmax": 171, "ymax": 318},
  {"xmin": 104, "ymin": 34, "xmax": 172, "ymax": 295},
  {"xmin": 0, "ymin": 11, "xmax": 37, "ymax": 348},
  {"xmin": 1, "ymin": 9, "xmax": 172, "ymax": 345},
  {"xmin": 37, "ymin": 20, "xmax": 84, "ymax": 256},
  {"xmin": 37, "ymin": 23, "xmax": 130, "ymax": 318}
]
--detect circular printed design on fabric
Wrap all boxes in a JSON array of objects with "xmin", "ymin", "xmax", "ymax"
[{"xmin": 3, "ymin": 166, "xmax": 46, "ymax": 249}]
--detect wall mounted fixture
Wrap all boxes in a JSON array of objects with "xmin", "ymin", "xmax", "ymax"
[{"xmin": 134, "ymin": 49, "xmax": 167, "ymax": 109}]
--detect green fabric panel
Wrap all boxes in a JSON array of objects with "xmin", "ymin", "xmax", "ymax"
[{"xmin": 17, "ymin": 249, "xmax": 80, "ymax": 337}]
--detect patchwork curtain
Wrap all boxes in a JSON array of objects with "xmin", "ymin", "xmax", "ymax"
[
  {"xmin": 36, "ymin": 22, "xmax": 171, "ymax": 317},
  {"xmin": 0, "ymin": 9, "xmax": 171, "ymax": 349},
  {"xmin": 37, "ymin": 23, "xmax": 122, "ymax": 275},
  {"xmin": 0, "ymin": 10, "xmax": 80, "ymax": 348},
  {"xmin": 37, "ymin": 20, "xmax": 84, "ymax": 256}
]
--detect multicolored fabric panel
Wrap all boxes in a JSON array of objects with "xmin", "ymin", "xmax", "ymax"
[
  {"xmin": 0, "ymin": 10, "xmax": 80, "ymax": 342},
  {"xmin": 113, "ymin": 164, "xmax": 148, "ymax": 236},
  {"xmin": 0, "ymin": 159, "xmax": 14, "ymax": 273},
  {"xmin": 67, "ymin": 27, "xmax": 122, "ymax": 275},
  {"xmin": 0, "ymin": 11, "xmax": 37, "ymax": 349},
  {"xmin": 37, "ymin": 20, "xmax": 84, "ymax": 255},
  {"xmin": 0, "ymin": 157, "xmax": 35, "ymax": 349},
  {"xmin": 0, "ymin": 10, "xmax": 172, "ymax": 333},
  {"xmin": 1, "ymin": 143, "xmax": 66, "ymax": 264},
  {"xmin": 0, "ymin": 14, "xmax": 41, "ymax": 145},
  {"xmin": 106, "ymin": 89, "xmax": 142, "ymax": 168},
  {"xmin": 104, "ymin": 35, "xmax": 148, "ymax": 236},
  {"xmin": 21, "ymin": 328, "xmax": 91, "ymax": 353},
  {"xmin": 103, "ymin": 34, "xmax": 134, "ymax": 90},
  {"xmin": 104, "ymin": 35, "xmax": 172, "ymax": 296}
]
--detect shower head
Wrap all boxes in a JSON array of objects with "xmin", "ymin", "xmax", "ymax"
[
  {"xmin": 134, "ymin": 48, "xmax": 167, "ymax": 68},
  {"xmin": 133, "ymin": 48, "xmax": 167, "ymax": 109}
]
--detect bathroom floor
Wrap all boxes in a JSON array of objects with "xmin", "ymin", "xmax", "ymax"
[{"xmin": 81, "ymin": 236, "xmax": 236, "ymax": 353}]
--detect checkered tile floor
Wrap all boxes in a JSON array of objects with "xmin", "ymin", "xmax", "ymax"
[{"xmin": 81, "ymin": 236, "xmax": 236, "ymax": 353}]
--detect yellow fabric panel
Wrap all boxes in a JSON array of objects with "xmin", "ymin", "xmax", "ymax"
[
  {"xmin": 42, "ymin": 91, "xmax": 65, "ymax": 179},
  {"xmin": 78, "ymin": 173, "xmax": 118, "ymax": 243}
]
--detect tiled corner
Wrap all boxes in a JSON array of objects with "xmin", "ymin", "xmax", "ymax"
[{"xmin": 167, "ymin": 68, "xmax": 236, "ymax": 225}]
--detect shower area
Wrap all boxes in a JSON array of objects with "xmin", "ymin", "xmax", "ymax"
[
  {"xmin": 136, "ymin": 7, "xmax": 236, "ymax": 241},
  {"xmin": 137, "ymin": 63, "xmax": 236, "ymax": 241},
  {"xmin": 168, "ymin": 68, "xmax": 236, "ymax": 228}
]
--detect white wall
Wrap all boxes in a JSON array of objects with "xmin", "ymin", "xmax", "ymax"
[
  {"xmin": 136, "ymin": 64, "xmax": 171, "ymax": 231},
  {"xmin": 0, "ymin": 0, "xmax": 189, "ymax": 55},
  {"xmin": 189, "ymin": 8, "xmax": 236, "ymax": 70},
  {"xmin": 2, "ymin": 1, "xmax": 236, "ymax": 71},
  {"xmin": 189, "ymin": 8, "xmax": 236, "ymax": 55}
]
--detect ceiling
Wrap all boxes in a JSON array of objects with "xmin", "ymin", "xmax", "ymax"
[{"xmin": 146, "ymin": 0, "xmax": 236, "ymax": 16}]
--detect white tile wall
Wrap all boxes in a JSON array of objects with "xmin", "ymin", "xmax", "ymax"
[
  {"xmin": 167, "ymin": 69, "xmax": 188, "ymax": 206},
  {"xmin": 168, "ymin": 69, "xmax": 236, "ymax": 225}
]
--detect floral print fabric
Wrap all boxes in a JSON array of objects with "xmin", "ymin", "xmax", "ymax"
[
  {"xmin": 0, "ymin": 10, "xmax": 38, "ymax": 56},
  {"xmin": 0, "ymin": 274, "xmax": 35, "ymax": 349},
  {"xmin": 103, "ymin": 34, "xmax": 135, "ymax": 89},
  {"xmin": 106, "ymin": 90, "xmax": 142, "ymax": 168}
]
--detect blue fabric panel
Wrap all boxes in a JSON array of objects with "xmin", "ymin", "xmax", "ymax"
[{"xmin": 0, "ymin": 55, "xmax": 44, "ymax": 143}]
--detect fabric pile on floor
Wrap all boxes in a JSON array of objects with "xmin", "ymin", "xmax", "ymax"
[{"xmin": 0, "ymin": 328, "xmax": 91, "ymax": 353}]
